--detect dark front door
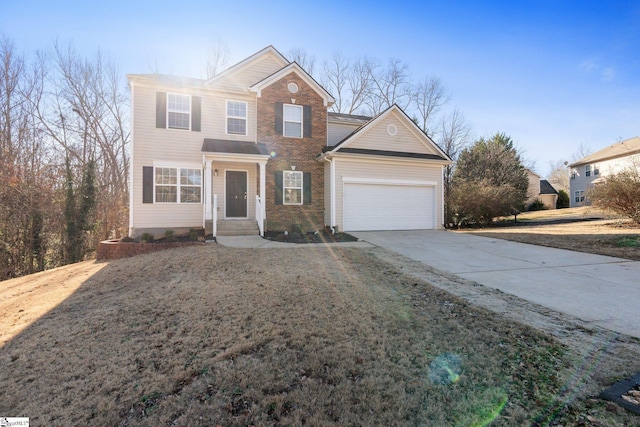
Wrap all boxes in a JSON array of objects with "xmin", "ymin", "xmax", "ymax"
[{"xmin": 226, "ymin": 171, "xmax": 247, "ymax": 217}]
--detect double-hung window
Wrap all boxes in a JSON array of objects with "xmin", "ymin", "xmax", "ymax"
[
  {"xmin": 283, "ymin": 171, "xmax": 303, "ymax": 205},
  {"xmin": 585, "ymin": 165, "xmax": 591, "ymax": 177},
  {"xmin": 594, "ymin": 164, "xmax": 599, "ymax": 175},
  {"xmin": 283, "ymin": 104, "xmax": 303, "ymax": 138},
  {"xmin": 226, "ymin": 100, "xmax": 247, "ymax": 135},
  {"xmin": 574, "ymin": 190, "xmax": 585, "ymax": 203},
  {"xmin": 155, "ymin": 167, "xmax": 201, "ymax": 203},
  {"xmin": 168, "ymin": 93, "xmax": 190, "ymax": 130},
  {"xmin": 180, "ymin": 168, "xmax": 202, "ymax": 203}
]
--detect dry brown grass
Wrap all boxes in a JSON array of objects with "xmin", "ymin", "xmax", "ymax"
[
  {"xmin": 461, "ymin": 207, "xmax": 640, "ymax": 261},
  {"xmin": 1, "ymin": 243, "xmax": 639, "ymax": 426}
]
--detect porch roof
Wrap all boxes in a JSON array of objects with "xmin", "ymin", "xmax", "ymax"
[{"xmin": 202, "ymin": 139, "xmax": 270, "ymax": 156}]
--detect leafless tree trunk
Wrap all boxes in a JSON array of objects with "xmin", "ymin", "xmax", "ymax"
[
  {"xmin": 413, "ymin": 76, "xmax": 449, "ymax": 135},
  {"xmin": 322, "ymin": 53, "xmax": 373, "ymax": 115},
  {"xmin": 365, "ymin": 58, "xmax": 413, "ymax": 115},
  {"xmin": 438, "ymin": 108, "xmax": 472, "ymax": 226},
  {"xmin": 547, "ymin": 160, "xmax": 569, "ymax": 193},
  {"xmin": 287, "ymin": 48, "xmax": 316, "ymax": 77},
  {"xmin": 204, "ymin": 37, "xmax": 230, "ymax": 79}
]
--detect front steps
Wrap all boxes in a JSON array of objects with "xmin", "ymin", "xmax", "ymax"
[{"xmin": 216, "ymin": 219, "xmax": 260, "ymax": 236}]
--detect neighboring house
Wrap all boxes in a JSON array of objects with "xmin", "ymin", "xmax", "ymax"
[
  {"xmin": 127, "ymin": 46, "xmax": 452, "ymax": 237},
  {"xmin": 525, "ymin": 169, "xmax": 558, "ymax": 210},
  {"xmin": 568, "ymin": 136, "xmax": 640, "ymax": 207}
]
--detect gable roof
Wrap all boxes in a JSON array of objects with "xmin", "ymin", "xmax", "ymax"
[
  {"xmin": 569, "ymin": 136, "xmax": 640, "ymax": 167},
  {"xmin": 249, "ymin": 62, "xmax": 335, "ymax": 107},
  {"xmin": 205, "ymin": 45, "xmax": 289, "ymax": 85},
  {"xmin": 540, "ymin": 180, "xmax": 558, "ymax": 195},
  {"xmin": 322, "ymin": 104, "xmax": 451, "ymax": 162}
]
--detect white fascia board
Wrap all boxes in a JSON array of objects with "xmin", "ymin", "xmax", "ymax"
[
  {"xmin": 203, "ymin": 152, "xmax": 270, "ymax": 165},
  {"xmin": 324, "ymin": 151, "xmax": 452, "ymax": 167}
]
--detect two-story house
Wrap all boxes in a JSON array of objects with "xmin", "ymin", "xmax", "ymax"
[
  {"xmin": 127, "ymin": 46, "xmax": 451, "ymax": 237},
  {"xmin": 568, "ymin": 136, "xmax": 640, "ymax": 207}
]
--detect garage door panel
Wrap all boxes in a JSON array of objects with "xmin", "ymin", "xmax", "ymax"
[{"xmin": 343, "ymin": 183, "xmax": 434, "ymax": 231}]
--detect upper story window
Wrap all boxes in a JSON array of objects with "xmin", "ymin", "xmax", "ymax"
[
  {"xmin": 226, "ymin": 100, "xmax": 247, "ymax": 135},
  {"xmin": 585, "ymin": 164, "xmax": 591, "ymax": 177},
  {"xmin": 284, "ymin": 104, "xmax": 303, "ymax": 138},
  {"xmin": 168, "ymin": 93, "xmax": 191, "ymax": 130},
  {"xmin": 594, "ymin": 164, "xmax": 600, "ymax": 175}
]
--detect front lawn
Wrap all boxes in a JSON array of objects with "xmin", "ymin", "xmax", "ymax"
[{"xmin": 1, "ymin": 245, "xmax": 638, "ymax": 425}]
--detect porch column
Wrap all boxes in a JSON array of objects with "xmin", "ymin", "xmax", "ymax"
[
  {"xmin": 259, "ymin": 161, "xmax": 266, "ymax": 223},
  {"xmin": 204, "ymin": 160, "xmax": 212, "ymax": 221}
]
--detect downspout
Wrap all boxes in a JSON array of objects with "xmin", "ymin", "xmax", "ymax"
[
  {"xmin": 325, "ymin": 156, "xmax": 337, "ymax": 234},
  {"xmin": 128, "ymin": 82, "xmax": 135, "ymax": 237}
]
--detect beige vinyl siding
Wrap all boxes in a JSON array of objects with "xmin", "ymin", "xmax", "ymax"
[
  {"xmin": 333, "ymin": 157, "xmax": 444, "ymax": 231},
  {"xmin": 525, "ymin": 170, "xmax": 541, "ymax": 205},
  {"xmin": 328, "ymin": 122, "xmax": 360, "ymax": 146},
  {"xmin": 213, "ymin": 55, "xmax": 286, "ymax": 91},
  {"xmin": 131, "ymin": 85, "xmax": 205, "ymax": 232},
  {"xmin": 347, "ymin": 111, "xmax": 438, "ymax": 155},
  {"xmin": 130, "ymin": 83, "xmax": 258, "ymax": 232}
]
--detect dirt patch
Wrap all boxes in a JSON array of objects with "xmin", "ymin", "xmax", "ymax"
[{"xmin": 1, "ymin": 244, "xmax": 639, "ymax": 425}]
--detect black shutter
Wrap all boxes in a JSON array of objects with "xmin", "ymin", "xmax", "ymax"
[
  {"xmin": 303, "ymin": 105, "xmax": 312, "ymax": 138},
  {"xmin": 275, "ymin": 102, "xmax": 283, "ymax": 135},
  {"xmin": 156, "ymin": 92, "xmax": 166, "ymax": 128},
  {"xmin": 303, "ymin": 172, "xmax": 311, "ymax": 205},
  {"xmin": 275, "ymin": 171, "xmax": 283, "ymax": 205},
  {"xmin": 191, "ymin": 96, "xmax": 201, "ymax": 131},
  {"xmin": 143, "ymin": 166, "xmax": 154, "ymax": 203}
]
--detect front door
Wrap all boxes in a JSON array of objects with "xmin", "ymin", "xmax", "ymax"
[{"xmin": 226, "ymin": 171, "xmax": 247, "ymax": 217}]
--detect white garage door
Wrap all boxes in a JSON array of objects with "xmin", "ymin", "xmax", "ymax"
[{"xmin": 343, "ymin": 183, "xmax": 434, "ymax": 231}]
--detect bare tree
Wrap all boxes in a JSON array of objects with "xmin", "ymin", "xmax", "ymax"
[
  {"xmin": 365, "ymin": 58, "xmax": 413, "ymax": 115},
  {"xmin": 547, "ymin": 160, "xmax": 569, "ymax": 193},
  {"xmin": 322, "ymin": 53, "xmax": 373, "ymax": 114},
  {"xmin": 287, "ymin": 47, "xmax": 315, "ymax": 77},
  {"xmin": 204, "ymin": 37, "xmax": 230, "ymax": 79},
  {"xmin": 413, "ymin": 76, "xmax": 449, "ymax": 135},
  {"xmin": 0, "ymin": 36, "xmax": 55, "ymax": 278},
  {"xmin": 438, "ymin": 108, "xmax": 472, "ymax": 225}
]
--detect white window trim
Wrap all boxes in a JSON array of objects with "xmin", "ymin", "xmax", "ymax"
[
  {"xmin": 585, "ymin": 164, "xmax": 591, "ymax": 177},
  {"xmin": 283, "ymin": 170, "xmax": 303, "ymax": 205},
  {"xmin": 167, "ymin": 93, "xmax": 191, "ymax": 131},
  {"xmin": 154, "ymin": 166, "xmax": 202, "ymax": 204},
  {"xmin": 226, "ymin": 100, "xmax": 248, "ymax": 135},
  {"xmin": 574, "ymin": 190, "xmax": 585, "ymax": 203},
  {"xmin": 283, "ymin": 103, "xmax": 303, "ymax": 138}
]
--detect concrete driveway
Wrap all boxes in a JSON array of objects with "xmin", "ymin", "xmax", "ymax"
[{"xmin": 353, "ymin": 230, "xmax": 640, "ymax": 339}]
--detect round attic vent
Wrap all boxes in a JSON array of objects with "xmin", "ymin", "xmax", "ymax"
[
  {"xmin": 387, "ymin": 124, "xmax": 398, "ymax": 136},
  {"xmin": 287, "ymin": 82, "xmax": 299, "ymax": 94}
]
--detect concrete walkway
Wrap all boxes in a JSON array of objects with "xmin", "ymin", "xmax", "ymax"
[
  {"xmin": 215, "ymin": 235, "xmax": 373, "ymax": 249},
  {"xmin": 353, "ymin": 230, "xmax": 640, "ymax": 339}
]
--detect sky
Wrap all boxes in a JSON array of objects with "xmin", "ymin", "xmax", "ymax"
[{"xmin": 2, "ymin": 0, "xmax": 639, "ymax": 177}]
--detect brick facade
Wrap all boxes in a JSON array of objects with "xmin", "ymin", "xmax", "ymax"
[{"xmin": 257, "ymin": 72, "xmax": 327, "ymax": 232}]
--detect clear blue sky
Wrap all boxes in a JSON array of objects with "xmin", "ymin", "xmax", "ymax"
[{"xmin": 2, "ymin": 0, "xmax": 639, "ymax": 176}]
